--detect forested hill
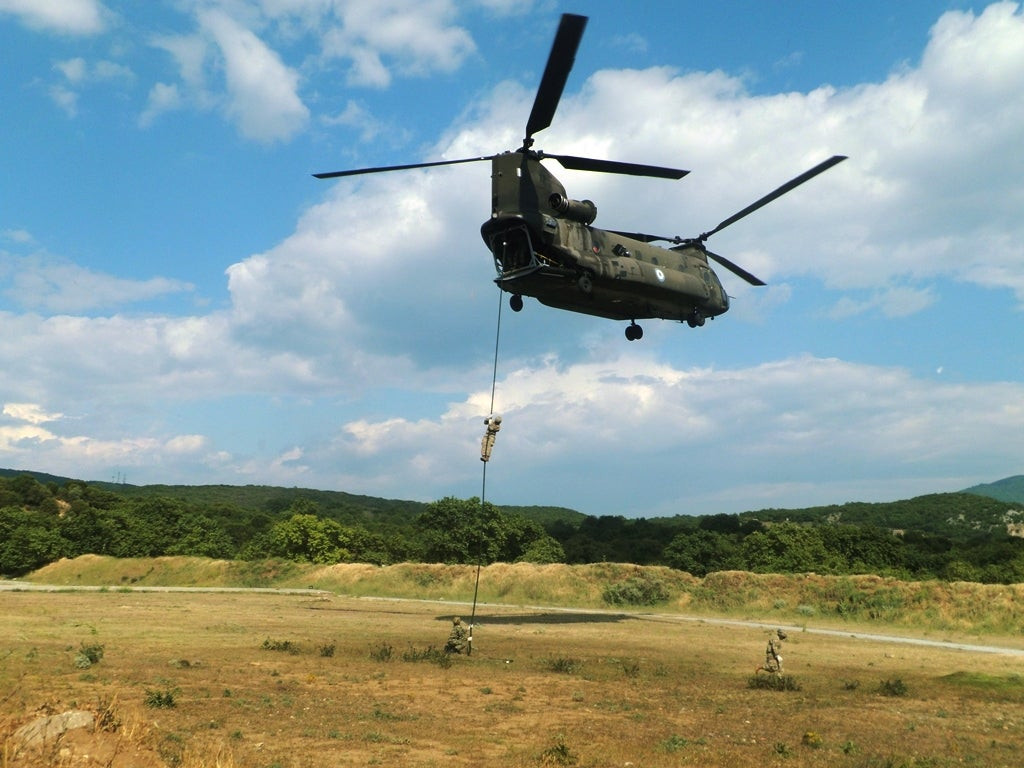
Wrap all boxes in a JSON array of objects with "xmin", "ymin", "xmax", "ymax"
[
  {"xmin": 962, "ymin": 475, "xmax": 1024, "ymax": 505},
  {"xmin": 4, "ymin": 468, "xmax": 1024, "ymax": 584},
  {"xmin": 746, "ymin": 492, "xmax": 1024, "ymax": 540}
]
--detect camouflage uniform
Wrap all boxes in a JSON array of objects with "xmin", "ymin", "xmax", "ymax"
[
  {"xmin": 763, "ymin": 629, "xmax": 787, "ymax": 676},
  {"xmin": 444, "ymin": 617, "xmax": 469, "ymax": 654},
  {"xmin": 480, "ymin": 414, "xmax": 502, "ymax": 462}
]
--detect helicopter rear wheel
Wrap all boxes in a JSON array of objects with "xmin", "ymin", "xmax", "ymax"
[
  {"xmin": 510, "ymin": 294, "xmax": 524, "ymax": 312},
  {"xmin": 625, "ymin": 322, "xmax": 643, "ymax": 341},
  {"xmin": 577, "ymin": 273, "xmax": 593, "ymax": 294}
]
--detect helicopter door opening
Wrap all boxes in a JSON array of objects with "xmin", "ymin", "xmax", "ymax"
[{"xmin": 487, "ymin": 224, "xmax": 540, "ymax": 278}]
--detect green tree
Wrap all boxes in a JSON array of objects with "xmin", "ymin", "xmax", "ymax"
[
  {"xmin": 267, "ymin": 513, "xmax": 349, "ymax": 564},
  {"xmin": 740, "ymin": 522, "xmax": 833, "ymax": 573},
  {"xmin": 516, "ymin": 534, "xmax": 566, "ymax": 564},
  {"xmin": 416, "ymin": 496, "xmax": 521, "ymax": 564},
  {"xmin": 0, "ymin": 507, "xmax": 64, "ymax": 576},
  {"xmin": 663, "ymin": 529, "xmax": 741, "ymax": 576}
]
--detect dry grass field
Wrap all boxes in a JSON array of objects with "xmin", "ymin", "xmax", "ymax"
[{"xmin": 3, "ymin": 580, "xmax": 1024, "ymax": 767}]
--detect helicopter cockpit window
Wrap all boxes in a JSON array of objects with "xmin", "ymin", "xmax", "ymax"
[{"xmin": 489, "ymin": 225, "xmax": 536, "ymax": 275}]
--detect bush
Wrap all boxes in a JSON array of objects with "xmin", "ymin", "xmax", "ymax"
[
  {"xmin": 878, "ymin": 678, "xmax": 908, "ymax": 697},
  {"xmin": 318, "ymin": 641, "xmax": 336, "ymax": 658},
  {"xmin": 400, "ymin": 645, "xmax": 452, "ymax": 668},
  {"xmin": 748, "ymin": 674, "xmax": 802, "ymax": 691},
  {"xmin": 145, "ymin": 687, "xmax": 178, "ymax": 708},
  {"xmin": 544, "ymin": 657, "xmax": 582, "ymax": 674},
  {"xmin": 74, "ymin": 642, "xmax": 105, "ymax": 669},
  {"xmin": 369, "ymin": 641, "xmax": 394, "ymax": 662},
  {"xmin": 602, "ymin": 573, "xmax": 671, "ymax": 606},
  {"xmin": 261, "ymin": 638, "xmax": 299, "ymax": 654}
]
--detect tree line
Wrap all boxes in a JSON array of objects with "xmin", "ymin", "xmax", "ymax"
[{"xmin": 2, "ymin": 474, "xmax": 1023, "ymax": 584}]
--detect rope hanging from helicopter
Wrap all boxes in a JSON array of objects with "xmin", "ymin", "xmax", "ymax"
[{"xmin": 467, "ymin": 285, "xmax": 504, "ymax": 656}]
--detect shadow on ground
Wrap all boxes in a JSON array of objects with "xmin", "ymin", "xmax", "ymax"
[{"xmin": 439, "ymin": 612, "xmax": 631, "ymax": 625}]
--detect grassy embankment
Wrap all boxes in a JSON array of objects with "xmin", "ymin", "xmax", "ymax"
[{"xmin": 22, "ymin": 554, "xmax": 1024, "ymax": 638}]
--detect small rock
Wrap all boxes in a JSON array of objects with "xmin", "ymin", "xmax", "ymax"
[{"xmin": 14, "ymin": 710, "xmax": 95, "ymax": 747}]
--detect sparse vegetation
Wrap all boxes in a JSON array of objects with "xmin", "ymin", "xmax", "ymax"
[
  {"xmin": 317, "ymin": 641, "xmax": 336, "ymax": 657},
  {"xmin": 878, "ymin": 678, "xmax": 909, "ymax": 697},
  {"xmin": 400, "ymin": 645, "xmax": 452, "ymax": 668},
  {"xmin": 73, "ymin": 642, "xmax": 104, "ymax": 669},
  {"xmin": 748, "ymin": 674, "xmax": 802, "ymax": 691},
  {"xmin": 261, "ymin": 638, "xmax": 299, "ymax": 654},
  {"xmin": 2, "ymin": 588, "xmax": 1023, "ymax": 768},
  {"xmin": 544, "ymin": 656, "xmax": 582, "ymax": 674},
  {"xmin": 144, "ymin": 687, "xmax": 178, "ymax": 709},
  {"xmin": 369, "ymin": 641, "xmax": 394, "ymax": 662},
  {"xmin": 539, "ymin": 735, "xmax": 578, "ymax": 765}
]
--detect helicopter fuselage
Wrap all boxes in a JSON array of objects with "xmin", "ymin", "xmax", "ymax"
[{"xmin": 480, "ymin": 151, "xmax": 727, "ymax": 328}]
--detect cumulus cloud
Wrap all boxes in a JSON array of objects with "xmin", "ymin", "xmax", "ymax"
[
  {"xmin": 0, "ymin": 254, "xmax": 193, "ymax": 313},
  {"xmin": 0, "ymin": 0, "xmax": 107, "ymax": 35},
  {"xmin": 320, "ymin": 0, "xmax": 476, "ymax": 87},
  {"xmin": 316, "ymin": 353, "xmax": 1024, "ymax": 513},
  {"xmin": 198, "ymin": 8, "xmax": 309, "ymax": 142}
]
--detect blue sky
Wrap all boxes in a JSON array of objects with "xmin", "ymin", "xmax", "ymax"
[{"xmin": 1, "ymin": 0, "xmax": 1022, "ymax": 517}]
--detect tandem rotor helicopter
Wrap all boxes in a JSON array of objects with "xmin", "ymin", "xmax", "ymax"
[{"xmin": 315, "ymin": 14, "xmax": 846, "ymax": 341}]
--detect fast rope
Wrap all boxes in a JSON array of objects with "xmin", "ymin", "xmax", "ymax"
[{"xmin": 468, "ymin": 286, "xmax": 504, "ymax": 656}]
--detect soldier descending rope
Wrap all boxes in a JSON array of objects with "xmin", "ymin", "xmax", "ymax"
[{"xmin": 480, "ymin": 414, "xmax": 502, "ymax": 462}]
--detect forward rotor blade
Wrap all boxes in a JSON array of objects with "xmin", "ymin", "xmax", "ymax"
[
  {"xmin": 699, "ymin": 155, "xmax": 847, "ymax": 240},
  {"xmin": 313, "ymin": 155, "xmax": 495, "ymax": 179},
  {"xmin": 549, "ymin": 154, "xmax": 688, "ymax": 179},
  {"xmin": 524, "ymin": 13, "xmax": 587, "ymax": 143},
  {"xmin": 704, "ymin": 249, "xmax": 766, "ymax": 286}
]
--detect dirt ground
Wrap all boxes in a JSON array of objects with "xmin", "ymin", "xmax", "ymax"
[{"xmin": 2, "ymin": 589, "xmax": 1024, "ymax": 767}]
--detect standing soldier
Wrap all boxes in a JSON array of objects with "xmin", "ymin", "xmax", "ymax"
[
  {"xmin": 758, "ymin": 629, "xmax": 787, "ymax": 676},
  {"xmin": 480, "ymin": 414, "xmax": 502, "ymax": 462}
]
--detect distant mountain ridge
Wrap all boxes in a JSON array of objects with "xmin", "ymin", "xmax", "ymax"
[
  {"xmin": 961, "ymin": 475, "xmax": 1024, "ymax": 505},
  {"xmin": 1, "ymin": 467, "xmax": 1020, "ymax": 527}
]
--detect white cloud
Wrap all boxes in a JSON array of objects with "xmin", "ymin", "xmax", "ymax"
[
  {"xmin": 321, "ymin": 0, "xmax": 476, "ymax": 87},
  {"xmin": 3, "ymin": 403, "xmax": 62, "ymax": 425},
  {"xmin": 198, "ymin": 8, "xmax": 310, "ymax": 142},
  {"xmin": 0, "ymin": 0, "xmax": 107, "ymax": 35},
  {"xmin": 139, "ymin": 82, "xmax": 183, "ymax": 127},
  {"xmin": 320, "ymin": 353, "xmax": 1024, "ymax": 513},
  {"xmin": 1, "ymin": 255, "xmax": 193, "ymax": 313}
]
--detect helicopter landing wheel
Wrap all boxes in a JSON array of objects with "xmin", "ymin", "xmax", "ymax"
[
  {"xmin": 509, "ymin": 294, "xmax": 524, "ymax": 312},
  {"xmin": 687, "ymin": 313, "xmax": 705, "ymax": 328},
  {"xmin": 577, "ymin": 273, "xmax": 593, "ymax": 294},
  {"xmin": 625, "ymin": 322, "xmax": 644, "ymax": 341}
]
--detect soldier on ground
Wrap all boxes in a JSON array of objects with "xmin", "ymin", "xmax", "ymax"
[
  {"xmin": 444, "ymin": 616, "xmax": 469, "ymax": 654},
  {"xmin": 758, "ymin": 628, "xmax": 787, "ymax": 676}
]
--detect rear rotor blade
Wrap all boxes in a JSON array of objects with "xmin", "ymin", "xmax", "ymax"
[
  {"xmin": 699, "ymin": 155, "xmax": 847, "ymax": 241},
  {"xmin": 524, "ymin": 14, "xmax": 587, "ymax": 143},
  {"xmin": 549, "ymin": 153, "xmax": 688, "ymax": 179},
  {"xmin": 313, "ymin": 155, "xmax": 495, "ymax": 179},
  {"xmin": 607, "ymin": 230, "xmax": 683, "ymax": 243},
  {"xmin": 703, "ymin": 249, "xmax": 766, "ymax": 286}
]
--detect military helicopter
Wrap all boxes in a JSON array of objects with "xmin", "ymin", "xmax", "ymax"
[{"xmin": 315, "ymin": 14, "xmax": 845, "ymax": 341}]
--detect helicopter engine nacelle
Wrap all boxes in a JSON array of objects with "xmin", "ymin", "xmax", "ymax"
[{"xmin": 549, "ymin": 193, "xmax": 597, "ymax": 225}]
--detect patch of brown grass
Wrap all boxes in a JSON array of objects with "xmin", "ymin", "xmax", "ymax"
[{"xmin": 3, "ymin": 588, "xmax": 1024, "ymax": 767}]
